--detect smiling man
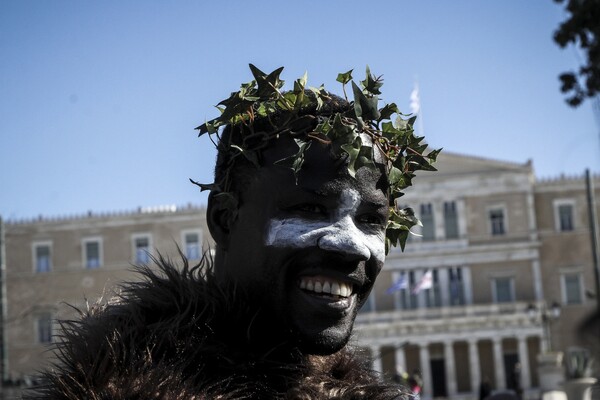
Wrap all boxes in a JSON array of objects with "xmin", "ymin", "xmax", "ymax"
[
  {"xmin": 31, "ymin": 66, "xmax": 438, "ymax": 399},
  {"xmin": 211, "ymin": 131, "xmax": 390, "ymax": 356}
]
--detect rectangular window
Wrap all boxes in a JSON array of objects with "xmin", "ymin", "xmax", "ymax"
[
  {"xmin": 425, "ymin": 269, "xmax": 442, "ymax": 308},
  {"xmin": 37, "ymin": 313, "xmax": 53, "ymax": 344},
  {"xmin": 34, "ymin": 244, "xmax": 51, "ymax": 273},
  {"xmin": 84, "ymin": 240, "xmax": 101, "ymax": 269},
  {"xmin": 444, "ymin": 201, "xmax": 459, "ymax": 239},
  {"xmin": 184, "ymin": 232, "xmax": 201, "ymax": 260},
  {"xmin": 489, "ymin": 208, "xmax": 506, "ymax": 236},
  {"xmin": 420, "ymin": 203, "xmax": 435, "ymax": 241},
  {"xmin": 448, "ymin": 267, "xmax": 466, "ymax": 306},
  {"xmin": 493, "ymin": 277, "xmax": 514, "ymax": 303},
  {"xmin": 404, "ymin": 271, "xmax": 419, "ymax": 309},
  {"xmin": 134, "ymin": 236, "xmax": 151, "ymax": 264},
  {"xmin": 563, "ymin": 273, "xmax": 583, "ymax": 305},
  {"xmin": 558, "ymin": 204, "xmax": 574, "ymax": 232}
]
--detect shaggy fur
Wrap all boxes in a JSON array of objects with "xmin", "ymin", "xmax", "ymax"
[{"xmin": 27, "ymin": 254, "xmax": 408, "ymax": 399}]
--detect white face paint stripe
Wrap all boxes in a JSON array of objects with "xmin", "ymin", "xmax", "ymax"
[{"xmin": 265, "ymin": 189, "xmax": 386, "ymax": 262}]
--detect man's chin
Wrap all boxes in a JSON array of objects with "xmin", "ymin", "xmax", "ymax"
[{"xmin": 295, "ymin": 324, "xmax": 353, "ymax": 355}]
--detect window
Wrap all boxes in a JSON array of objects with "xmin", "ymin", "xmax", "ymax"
[
  {"xmin": 448, "ymin": 267, "xmax": 466, "ymax": 306},
  {"xmin": 183, "ymin": 232, "xmax": 201, "ymax": 260},
  {"xmin": 399, "ymin": 271, "xmax": 418, "ymax": 310},
  {"xmin": 555, "ymin": 201, "xmax": 575, "ymax": 232},
  {"xmin": 562, "ymin": 273, "xmax": 583, "ymax": 305},
  {"xmin": 493, "ymin": 277, "xmax": 515, "ymax": 303},
  {"xmin": 36, "ymin": 313, "xmax": 53, "ymax": 344},
  {"xmin": 444, "ymin": 201, "xmax": 459, "ymax": 239},
  {"xmin": 425, "ymin": 269, "xmax": 441, "ymax": 308},
  {"xmin": 420, "ymin": 203, "xmax": 435, "ymax": 241},
  {"xmin": 83, "ymin": 239, "xmax": 102, "ymax": 269},
  {"xmin": 33, "ymin": 243, "xmax": 52, "ymax": 273},
  {"xmin": 489, "ymin": 208, "xmax": 506, "ymax": 236},
  {"xmin": 133, "ymin": 235, "xmax": 151, "ymax": 264}
]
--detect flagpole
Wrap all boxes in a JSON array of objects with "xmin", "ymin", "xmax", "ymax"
[{"xmin": 410, "ymin": 78, "xmax": 425, "ymax": 137}]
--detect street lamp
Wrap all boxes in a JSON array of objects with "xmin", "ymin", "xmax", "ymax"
[{"xmin": 527, "ymin": 301, "xmax": 561, "ymax": 352}]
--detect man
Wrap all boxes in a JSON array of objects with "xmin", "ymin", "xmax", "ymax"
[{"xmin": 30, "ymin": 65, "xmax": 437, "ymax": 399}]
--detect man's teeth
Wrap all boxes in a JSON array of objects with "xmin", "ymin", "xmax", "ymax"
[{"xmin": 299, "ymin": 278, "xmax": 352, "ymax": 298}]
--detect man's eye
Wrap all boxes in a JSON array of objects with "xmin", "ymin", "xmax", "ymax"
[
  {"xmin": 357, "ymin": 214, "xmax": 385, "ymax": 226},
  {"xmin": 293, "ymin": 204, "xmax": 327, "ymax": 215}
]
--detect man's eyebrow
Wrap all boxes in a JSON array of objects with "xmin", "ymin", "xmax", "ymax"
[{"xmin": 361, "ymin": 199, "xmax": 388, "ymax": 208}]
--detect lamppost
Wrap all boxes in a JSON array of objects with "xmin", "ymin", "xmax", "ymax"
[{"xmin": 527, "ymin": 301, "xmax": 561, "ymax": 352}]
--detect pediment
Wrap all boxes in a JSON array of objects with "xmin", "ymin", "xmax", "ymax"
[{"xmin": 425, "ymin": 151, "xmax": 532, "ymax": 177}]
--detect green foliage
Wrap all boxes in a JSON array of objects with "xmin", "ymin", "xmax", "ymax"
[
  {"xmin": 553, "ymin": 0, "xmax": 600, "ymax": 107},
  {"xmin": 565, "ymin": 347, "xmax": 595, "ymax": 379},
  {"xmin": 195, "ymin": 64, "xmax": 440, "ymax": 253}
]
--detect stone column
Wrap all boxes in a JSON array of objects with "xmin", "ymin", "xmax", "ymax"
[
  {"xmin": 370, "ymin": 345, "xmax": 383, "ymax": 374},
  {"xmin": 419, "ymin": 343, "xmax": 433, "ymax": 399},
  {"xmin": 517, "ymin": 336, "xmax": 531, "ymax": 389},
  {"xmin": 492, "ymin": 338, "xmax": 506, "ymax": 390},
  {"xmin": 416, "ymin": 270, "xmax": 427, "ymax": 309},
  {"xmin": 395, "ymin": 345, "xmax": 407, "ymax": 374},
  {"xmin": 468, "ymin": 339, "xmax": 481, "ymax": 393},
  {"xmin": 444, "ymin": 340, "xmax": 458, "ymax": 396},
  {"xmin": 457, "ymin": 199, "xmax": 467, "ymax": 239},
  {"xmin": 439, "ymin": 268, "xmax": 450, "ymax": 306},
  {"xmin": 463, "ymin": 266, "xmax": 473, "ymax": 305},
  {"xmin": 531, "ymin": 260, "xmax": 543, "ymax": 301}
]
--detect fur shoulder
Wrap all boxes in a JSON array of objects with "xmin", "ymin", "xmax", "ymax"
[{"xmin": 27, "ymin": 254, "xmax": 408, "ymax": 399}]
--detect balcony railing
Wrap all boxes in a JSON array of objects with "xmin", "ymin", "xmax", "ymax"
[{"xmin": 355, "ymin": 301, "xmax": 543, "ymax": 340}]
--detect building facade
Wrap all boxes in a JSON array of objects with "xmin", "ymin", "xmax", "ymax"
[
  {"xmin": 2, "ymin": 204, "xmax": 210, "ymax": 383},
  {"xmin": 354, "ymin": 152, "xmax": 599, "ymax": 399},
  {"xmin": 1, "ymin": 153, "xmax": 598, "ymax": 398}
]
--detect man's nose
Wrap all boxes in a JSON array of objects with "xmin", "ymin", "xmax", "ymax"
[{"xmin": 316, "ymin": 216, "xmax": 371, "ymax": 261}]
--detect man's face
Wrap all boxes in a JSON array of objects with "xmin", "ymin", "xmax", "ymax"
[{"xmin": 220, "ymin": 138, "xmax": 389, "ymax": 354}]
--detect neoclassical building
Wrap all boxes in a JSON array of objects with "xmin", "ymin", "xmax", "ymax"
[
  {"xmin": 1, "ymin": 152, "xmax": 598, "ymax": 399},
  {"xmin": 354, "ymin": 152, "xmax": 599, "ymax": 399},
  {"xmin": 2, "ymin": 204, "xmax": 210, "ymax": 381}
]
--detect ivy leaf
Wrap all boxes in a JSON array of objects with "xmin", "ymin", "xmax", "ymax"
[
  {"xmin": 336, "ymin": 69, "xmax": 353, "ymax": 85},
  {"xmin": 309, "ymin": 85, "xmax": 329, "ymax": 110},
  {"xmin": 388, "ymin": 166, "xmax": 404, "ymax": 187},
  {"xmin": 249, "ymin": 64, "xmax": 285, "ymax": 99},
  {"xmin": 354, "ymin": 144, "xmax": 376, "ymax": 172},
  {"xmin": 361, "ymin": 65, "xmax": 383, "ymax": 95},
  {"xmin": 341, "ymin": 136, "xmax": 362, "ymax": 178},
  {"xmin": 294, "ymin": 71, "xmax": 308, "ymax": 93},
  {"xmin": 385, "ymin": 207, "xmax": 420, "ymax": 252},
  {"xmin": 378, "ymin": 102, "xmax": 400, "ymax": 122},
  {"xmin": 427, "ymin": 148, "xmax": 442, "ymax": 162},
  {"xmin": 381, "ymin": 121, "xmax": 405, "ymax": 142},
  {"xmin": 352, "ymin": 81, "xmax": 380, "ymax": 121},
  {"xmin": 189, "ymin": 178, "xmax": 219, "ymax": 192},
  {"xmin": 330, "ymin": 114, "xmax": 357, "ymax": 154},
  {"xmin": 196, "ymin": 118, "xmax": 217, "ymax": 136},
  {"xmin": 293, "ymin": 71, "xmax": 309, "ymax": 109},
  {"xmin": 314, "ymin": 119, "xmax": 332, "ymax": 136}
]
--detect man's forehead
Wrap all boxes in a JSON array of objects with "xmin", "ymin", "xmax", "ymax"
[{"xmin": 261, "ymin": 164, "xmax": 387, "ymax": 207}]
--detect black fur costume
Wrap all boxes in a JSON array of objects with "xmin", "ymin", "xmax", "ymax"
[{"xmin": 28, "ymin": 255, "xmax": 407, "ymax": 399}]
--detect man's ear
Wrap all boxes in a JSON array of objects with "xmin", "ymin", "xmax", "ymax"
[{"xmin": 207, "ymin": 192, "xmax": 239, "ymax": 251}]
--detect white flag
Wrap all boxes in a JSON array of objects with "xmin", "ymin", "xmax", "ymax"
[
  {"xmin": 409, "ymin": 84, "xmax": 420, "ymax": 115},
  {"xmin": 412, "ymin": 270, "xmax": 432, "ymax": 294}
]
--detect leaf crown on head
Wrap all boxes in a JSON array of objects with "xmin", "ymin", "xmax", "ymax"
[{"xmin": 194, "ymin": 64, "xmax": 440, "ymax": 253}]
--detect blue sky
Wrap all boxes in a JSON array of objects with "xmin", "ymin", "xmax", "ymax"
[{"xmin": 1, "ymin": 1, "xmax": 598, "ymax": 220}]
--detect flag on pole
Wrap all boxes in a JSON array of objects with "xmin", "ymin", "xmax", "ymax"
[
  {"xmin": 386, "ymin": 273, "xmax": 409, "ymax": 294},
  {"xmin": 409, "ymin": 83, "xmax": 420, "ymax": 115},
  {"xmin": 412, "ymin": 270, "xmax": 432, "ymax": 294}
]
